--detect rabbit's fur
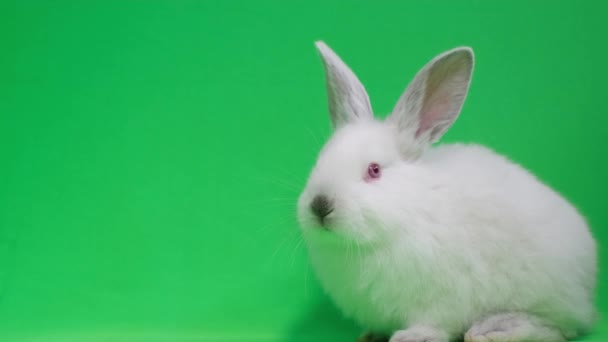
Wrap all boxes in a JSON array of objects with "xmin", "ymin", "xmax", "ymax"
[{"xmin": 297, "ymin": 42, "xmax": 596, "ymax": 342}]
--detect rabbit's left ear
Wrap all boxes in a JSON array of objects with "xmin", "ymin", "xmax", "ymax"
[
  {"xmin": 316, "ymin": 41, "xmax": 373, "ymax": 129},
  {"xmin": 388, "ymin": 47, "xmax": 474, "ymax": 147}
]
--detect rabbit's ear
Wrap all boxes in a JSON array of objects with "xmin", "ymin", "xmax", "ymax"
[
  {"xmin": 315, "ymin": 41, "xmax": 373, "ymax": 129},
  {"xmin": 388, "ymin": 47, "xmax": 474, "ymax": 147}
]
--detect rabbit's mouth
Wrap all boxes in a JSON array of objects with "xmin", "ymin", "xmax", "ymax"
[
  {"xmin": 298, "ymin": 209, "xmax": 335, "ymax": 231},
  {"xmin": 317, "ymin": 209, "xmax": 334, "ymax": 227},
  {"xmin": 299, "ymin": 207, "xmax": 368, "ymax": 241},
  {"xmin": 297, "ymin": 191, "xmax": 376, "ymax": 243}
]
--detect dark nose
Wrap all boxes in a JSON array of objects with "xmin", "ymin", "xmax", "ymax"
[{"xmin": 310, "ymin": 195, "xmax": 333, "ymax": 222}]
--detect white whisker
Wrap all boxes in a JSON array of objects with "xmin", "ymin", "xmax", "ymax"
[
  {"xmin": 289, "ymin": 236, "xmax": 305, "ymax": 269},
  {"xmin": 269, "ymin": 228, "xmax": 300, "ymax": 265}
]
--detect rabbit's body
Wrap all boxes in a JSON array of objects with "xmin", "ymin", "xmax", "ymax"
[
  {"xmin": 297, "ymin": 42, "xmax": 596, "ymax": 342},
  {"xmin": 305, "ymin": 131, "xmax": 595, "ymax": 338}
]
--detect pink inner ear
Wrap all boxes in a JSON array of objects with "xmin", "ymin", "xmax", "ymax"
[{"xmin": 415, "ymin": 97, "xmax": 450, "ymax": 138}]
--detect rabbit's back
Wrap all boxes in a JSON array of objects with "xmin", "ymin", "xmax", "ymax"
[{"xmin": 410, "ymin": 143, "xmax": 597, "ymax": 335}]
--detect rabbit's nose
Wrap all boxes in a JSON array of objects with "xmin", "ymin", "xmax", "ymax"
[{"xmin": 310, "ymin": 194, "xmax": 334, "ymax": 223}]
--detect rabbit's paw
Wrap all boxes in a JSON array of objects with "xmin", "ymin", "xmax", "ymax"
[
  {"xmin": 465, "ymin": 313, "xmax": 565, "ymax": 342},
  {"xmin": 389, "ymin": 326, "xmax": 448, "ymax": 342}
]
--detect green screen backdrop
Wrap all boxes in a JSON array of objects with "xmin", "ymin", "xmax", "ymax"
[{"xmin": 1, "ymin": 1, "xmax": 607, "ymax": 341}]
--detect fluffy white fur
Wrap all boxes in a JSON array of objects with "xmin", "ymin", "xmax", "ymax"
[{"xmin": 297, "ymin": 42, "xmax": 596, "ymax": 342}]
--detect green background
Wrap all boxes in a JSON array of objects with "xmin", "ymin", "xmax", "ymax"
[{"xmin": 1, "ymin": 1, "xmax": 607, "ymax": 341}]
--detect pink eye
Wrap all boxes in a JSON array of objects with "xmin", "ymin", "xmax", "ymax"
[{"xmin": 367, "ymin": 162, "xmax": 381, "ymax": 180}]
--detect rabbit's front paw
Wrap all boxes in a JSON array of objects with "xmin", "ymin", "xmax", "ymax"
[{"xmin": 389, "ymin": 326, "xmax": 448, "ymax": 342}]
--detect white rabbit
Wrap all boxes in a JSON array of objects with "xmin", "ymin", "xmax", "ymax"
[{"xmin": 297, "ymin": 41, "xmax": 597, "ymax": 342}]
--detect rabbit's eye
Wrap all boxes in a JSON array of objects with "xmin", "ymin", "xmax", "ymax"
[{"xmin": 367, "ymin": 162, "xmax": 381, "ymax": 180}]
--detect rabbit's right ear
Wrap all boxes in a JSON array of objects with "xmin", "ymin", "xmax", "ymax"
[{"xmin": 315, "ymin": 41, "xmax": 373, "ymax": 129}]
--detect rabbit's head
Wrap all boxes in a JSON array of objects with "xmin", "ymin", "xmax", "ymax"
[{"xmin": 297, "ymin": 42, "xmax": 474, "ymax": 244}]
